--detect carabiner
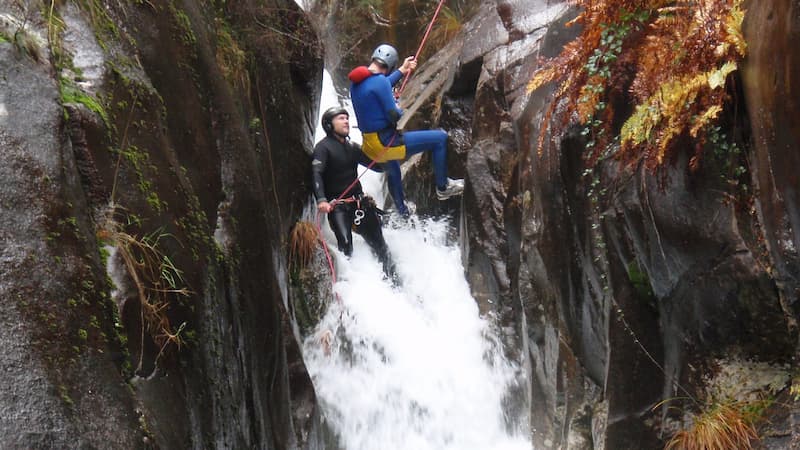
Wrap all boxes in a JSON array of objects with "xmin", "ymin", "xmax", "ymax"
[{"xmin": 354, "ymin": 209, "xmax": 365, "ymax": 226}]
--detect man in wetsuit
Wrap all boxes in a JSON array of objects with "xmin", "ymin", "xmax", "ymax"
[
  {"xmin": 349, "ymin": 43, "xmax": 464, "ymax": 202},
  {"xmin": 312, "ymin": 106, "xmax": 396, "ymax": 278}
]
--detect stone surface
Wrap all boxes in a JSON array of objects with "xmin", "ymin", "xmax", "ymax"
[
  {"xmin": 397, "ymin": 0, "xmax": 800, "ymax": 447},
  {"xmin": 3, "ymin": 0, "xmax": 800, "ymax": 448},
  {"xmin": 741, "ymin": 0, "xmax": 800, "ymax": 324},
  {"xmin": 0, "ymin": 1, "xmax": 325, "ymax": 448}
]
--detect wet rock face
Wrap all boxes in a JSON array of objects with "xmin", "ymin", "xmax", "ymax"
[
  {"xmin": 1, "ymin": 1, "xmax": 323, "ymax": 448},
  {"xmin": 741, "ymin": 0, "xmax": 800, "ymax": 316},
  {"xmin": 397, "ymin": 0, "xmax": 799, "ymax": 447},
  {"xmin": 0, "ymin": 14, "xmax": 143, "ymax": 450},
  {"xmin": 740, "ymin": 0, "xmax": 800, "ymax": 445}
]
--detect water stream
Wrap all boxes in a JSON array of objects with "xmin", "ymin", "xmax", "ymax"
[
  {"xmin": 302, "ymin": 70, "xmax": 531, "ymax": 449},
  {"xmin": 303, "ymin": 217, "xmax": 531, "ymax": 449}
]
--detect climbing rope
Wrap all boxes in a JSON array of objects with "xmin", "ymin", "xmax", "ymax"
[{"xmin": 396, "ymin": 0, "xmax": 448, "ymax": 98}]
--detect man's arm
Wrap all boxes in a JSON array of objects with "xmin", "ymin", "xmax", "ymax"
[
  {"xmin": 311, "ymin": 144, "xmax": 332, "ymax": 212},
  {"xmin": 388, "ymin": 56, "xmax": 416, "ymax": 86},
  {"xmin": 387, "ymin": 70, "xmax": 403, "ymax": 86}
]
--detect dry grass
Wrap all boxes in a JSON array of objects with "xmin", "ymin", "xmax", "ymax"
[
  {"xmin": 666, "ymin": 402, "xmax": 759, "ymax": 450},
  {"xmin": 289, "ymin": 221, "xmax": 320, "ymax": 271},
  {"xmin": 98, "ymin": 204, "xmax": 190, "ymax": 369}
]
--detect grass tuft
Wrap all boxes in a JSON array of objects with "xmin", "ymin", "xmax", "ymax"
[
  {"xmin": 666, "ymin": 401, "xmax": 759, "ymax": 450},
  {"xmin": 98, "ymin": 203, "xmax": 190, "ymax": 369},
  {"xmin": 289, "ymin": 221, "xmax": 319, "ymax": 271}
]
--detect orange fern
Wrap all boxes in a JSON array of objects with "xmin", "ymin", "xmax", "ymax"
[{"xmin": 527, "ymin": 0, "xmax": 747, "ymax": 170}]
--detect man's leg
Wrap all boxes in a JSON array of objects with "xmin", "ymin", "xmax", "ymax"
[
  {"xmin": 403, "ymin": 129, "xmax": 448, "ymax": 189},
  {"xmin": 384, "ymin": 161, "xmax": 408, "ymax": 216},
  {"xmin": 403, "ymin": 129, "xmax": 464, "ymax": 199},
  {"xmin": 327, "ymin": 205, "xmax": 354, "ymax": 256},
  {"xmin": 354, "ymin": 201, "xmax": 396, "ymax": 280}
]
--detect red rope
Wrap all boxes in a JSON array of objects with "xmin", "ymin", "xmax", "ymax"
[
  {"xmin": 396, "ymin": 0, "xmax": 447, "ymax": 97},
  {"xmin": 333, "ymin": 133, "xmax": 398, "ymax": 205},
  {"xmin": 316, "ymin": 0, "xmax": 446, "ymax": 293},
  {"xmin": 314, "ymin": 211, "xmax": 340, "ymax": 302}
]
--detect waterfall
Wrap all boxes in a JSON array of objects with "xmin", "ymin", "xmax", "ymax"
[
  {"xmin": 303, "ymin": 218, "xmax": 531, "ymax": 449},
  {"xmin": 303, "ymin": 70, "xmax": 531, "ymax": 450}
]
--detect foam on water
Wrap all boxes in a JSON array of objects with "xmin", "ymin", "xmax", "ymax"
[{"xmin": 303, "ymin": 216, "xmax": 530, "ymax": 450}]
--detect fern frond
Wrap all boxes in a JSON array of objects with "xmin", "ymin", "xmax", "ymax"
[
  {"xmin": 708, "ymin": 60, "xmax": 737, "ymax": 89},
  {"xmin": 526, "ymin": 0, "xmax": 747, "ymax": 171},
  {"xmin": 527, "ymin": 64, "xmax": 563, "ymax": 93},
  {"xmin": 690, "ymin": 105, "xmax": 723, "ymax": 137},
  {"xmin": 725, "ymin": 0, "xmax": 747, "ymax": 56},
  {"xmin": 621, "ymin": 60, "xmax": 737, "ymax": 162}
]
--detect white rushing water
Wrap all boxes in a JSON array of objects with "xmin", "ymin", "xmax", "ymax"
[
  {"xmin": 304, "ymin": 68, "xmax": 531, "ymax": 450},
  {"xmin": 303, "ymin": 217, "xmax": 531, "ymax": 450}
]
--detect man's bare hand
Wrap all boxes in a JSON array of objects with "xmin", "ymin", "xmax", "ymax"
[
  {"xmin": 318, "ymin": 201, "xmax": 333, "ymax": 213},
  {"xmin": 400, "ymin": 56, "xmax": 417, "ymax": 75}
]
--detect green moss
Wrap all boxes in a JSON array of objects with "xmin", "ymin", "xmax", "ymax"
[
  {"xmin": 177, "ymin": 195, "xmax": 212, "ymax": 262},
  {"xmin": 170, "ymin": 5, "xmax": 197, "ymax": 47},
  {"xmin": 60, "ymin": 77, "xmax": 109, "ymax": 124},
  {"xmin": 74, "ymin": 0, "xmax": 121, "ymax": 50},
  {"xmin": 58, "ymin": 385, "xmax": 74, "ymax": 407},
  {"xmin": 215, "ymin": 18, "xmax": 248, "ymax": 88},
  {"xmin": 146, "ymin": 191, "xmax": 166, "ymax": 213},
  {"xmin": 77, "ymin": 329, "xmax": 88, "ymax": 341},
  {"xmin": 627, "ymin": 261, "xmax": 655, "ymax": 300},
  {"xmin": 183, "ymin": 329, "xmax": 197, "ymax": 342},
  {"xmin": 118, "ymin": 145, "xmax": 167, "ymax": 213}
]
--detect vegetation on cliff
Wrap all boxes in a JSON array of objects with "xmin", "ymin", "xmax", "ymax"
[
  {"xmin": 525, "ymin": 1, "xmax": 775, "ymax": 448},
  {"xmin": 528, "ymin": 0, "xmax": 746, "ymax": 173}
]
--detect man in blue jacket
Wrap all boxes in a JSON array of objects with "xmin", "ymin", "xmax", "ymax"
[{"xmin": 349, "ymin": 44, "xmax": 464, "ymax": 204}]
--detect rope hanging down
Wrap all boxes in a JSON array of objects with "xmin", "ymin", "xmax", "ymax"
[
  {"xmin": 315, "ymin": 0, "xmax": 448, "ymax": 292},
  {"xmin": 396, "ymin": 0, "xmax": 447, "ymax": 98}
]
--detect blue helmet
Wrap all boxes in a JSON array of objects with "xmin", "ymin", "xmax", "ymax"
[{"xmin": 371, "ymin": 44, "xmax": 399, "ymax": 73}]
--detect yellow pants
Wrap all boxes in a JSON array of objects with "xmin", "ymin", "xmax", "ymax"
[{"xmin": 362, "ymin": 132, "xmax": 406, "ymax": 162}]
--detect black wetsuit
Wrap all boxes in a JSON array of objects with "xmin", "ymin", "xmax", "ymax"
[{"xmin": 312, "ymin": 135, "xmax": 394, "ymax": 277}]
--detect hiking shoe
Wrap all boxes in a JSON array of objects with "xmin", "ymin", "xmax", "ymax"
[
  {"xmin": 448, "ymin": 177, "xmax": 464, "ymax": 188},
  {"xmin": 436, "ymin": 178, "xmax": 464, "ymax": 200}
]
